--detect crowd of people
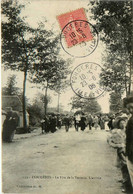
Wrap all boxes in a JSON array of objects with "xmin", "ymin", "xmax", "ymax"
[
  {"xmin": 107, "ymin": 95, "xmax": 133, "ymax": 193},
  {"xmin": 41, "ymin": 113, "xmax": 61, "ymax": 134},
  {"xmin": 40, "ymin": 112, "xmax": 125, "ymax": 134},
  {"xmin": 40, "ymin": 95, "xmax": 133, "ymax": 193},
  {"xmin": 2, "ymin": 94, "xmax": 133, "ymax": 193}
]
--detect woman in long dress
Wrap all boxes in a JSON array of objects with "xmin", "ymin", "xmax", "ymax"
[
  {"xmin": 2, "ymin": 109, "xmax": 19, "ymax": 142},
  {"xmin": 80, "ymin": 115, "xmax": 86, "ymax": 131}
]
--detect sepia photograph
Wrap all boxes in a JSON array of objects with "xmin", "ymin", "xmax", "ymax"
[{"xmin": 1, "ymin": 0, "xmax": 133, "ymax": 193}]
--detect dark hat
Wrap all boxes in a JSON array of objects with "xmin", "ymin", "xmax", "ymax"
[
  {"xmin": 123, "ymin": 92, "xmax": 133, "ymax": 108},
  {"xmin": 113, "ymin": 115, "xmax": 128, "ymax": 128}
]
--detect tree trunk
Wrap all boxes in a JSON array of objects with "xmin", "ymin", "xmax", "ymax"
[
  {"xmin": 130, "ymin": 1, "xmax": 133, "ymax": 93},
  {"xmin": 23, "ymin": 70, "xmax": 28, "ymax": 132},
  {"xmin": 57, "ymin": 93, "xmax": 60, "ymax": 113},
  {"xmin": 131, "ymin": 72, "xmax": 133, "ymax": 92},
  {"xmin": 124, "ymin": 64, "xmax": 128, "ymax": 96},
  {"xmin": 130, "ymin": 55, "xmax": 133, "ymax": 93},
  {"xmin": 127, "ymin": 56, "xmax": 133, "ymax": 95},
  {"xmin": 44, "ymin": 82, "xmax": 48, "ymax": 115}
]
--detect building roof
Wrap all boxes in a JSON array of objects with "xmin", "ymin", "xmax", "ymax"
[{"xmin": 2, "ymin": 95, "xmax": 22, "ymax": 112}]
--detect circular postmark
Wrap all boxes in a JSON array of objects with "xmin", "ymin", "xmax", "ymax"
[
  {"xmin": 60, "ymin": 20, "xmax": 99, "ymax": 58},
  {"xmin": 70, "ymin": 62, "xmax": 105, "ymax": 99}
]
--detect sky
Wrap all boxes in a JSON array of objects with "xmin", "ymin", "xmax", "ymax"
[{"xmin": 2, "ymin": 0, "xmax": 110, "ymax": 113}]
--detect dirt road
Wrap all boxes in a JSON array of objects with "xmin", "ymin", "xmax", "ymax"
[{"xmin": 2, "ymin": 127, "xmax": 123, "ymax": 194}]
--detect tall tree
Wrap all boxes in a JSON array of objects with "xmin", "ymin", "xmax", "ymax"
[
  {"xmin": 90, "ymin": 1, "xmax": 133, "ymax": 95},
  {"xmin": 30, "ymin": 26, "xmax": 71, "ymax": 115},
  {"xmin": 53, "ymin": 80, "xmax": 70, "ymax": 113},
  {"xmin": 39, "ymin": 92, "xmax": 52, "ymax": 115},
  {"xmin": 100, "ymin": 50, "xmax": 130, "ymax": 95},
  {"xmin": 2, "ymin": 1, "xmax": 62, "ymax": 129},
  {"xmin": 2, "ymin": 0, "xmax": 37, "ymax": 131}
]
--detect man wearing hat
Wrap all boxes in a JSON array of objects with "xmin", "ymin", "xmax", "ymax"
[{"xmin": 123, "ymin": 94, "xmax": 133, "ymax": 189}]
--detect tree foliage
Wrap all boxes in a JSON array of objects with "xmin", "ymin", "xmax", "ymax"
[
  {"xmin": 109, "ymin": 92, "xmax": 123, "ymax": 113},
  {"xmin": 70, "ymin": 95, "xmax": 101, "ymax": 114},
  {"xmin": 90, "ymin": 1, "xmax": 133, "ymax": 95},
  {"xmin": 27, "ymin": 99, "xmax": 44, "ymax": 126},
  {"xmin": 90, "ymin": 1, "xmax": 132, "ymax": 52},
  {"xmin": 2, "ymin": 75, "xmax": 21, "ymax": 95},
  {"xmin": 53, "ymin": 80, "xmax": 70, "ymax": 113},
  {"xmin": 31, "ymin": 25, "xmax": 71, "ymax": 89},
  {"xmin": 2, "ymin": 0, "xmax": 36, "ymax": 71},
  {"xmin": 2, "ymin": 0, "xmax": 37, "ymax": 131},
  {"xmin": 29, "ymin": 25, "xmax": 71, "ymax": 114},
  {"xmin": 2, "ymin": 0, "xmax": 71, "ymax": 126}
]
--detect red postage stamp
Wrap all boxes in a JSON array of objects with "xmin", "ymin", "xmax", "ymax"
[{"xmin": 57, "ymin": 8, "xmax": 93, "ymax": 48}]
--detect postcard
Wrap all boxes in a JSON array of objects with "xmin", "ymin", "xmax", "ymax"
[{"xmin": 1, "ymin": 0, "xmax": 133, "ymax": 193}]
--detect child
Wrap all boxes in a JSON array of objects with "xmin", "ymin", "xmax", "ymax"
[{"xmin": 107, "ymin": 116, "xmax": 132, "ymax": 192}]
